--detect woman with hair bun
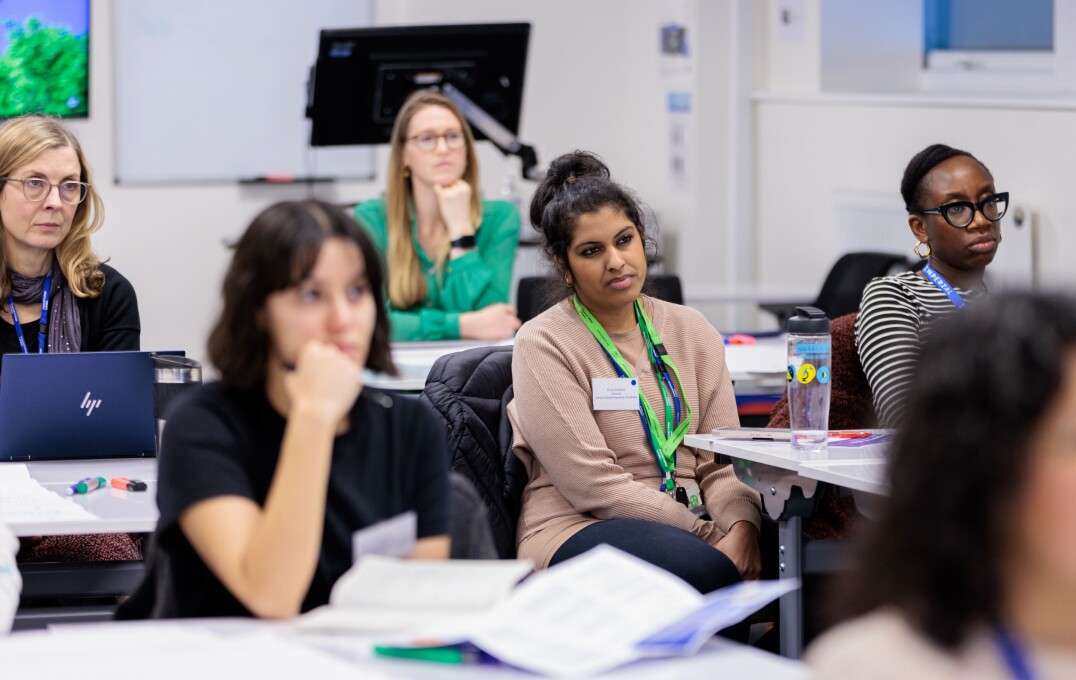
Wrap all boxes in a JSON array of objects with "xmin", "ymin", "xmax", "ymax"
[
  {"xmin": 856, "ymin": 143, "xmax": 1005, "ymax": 428},
  {"xmin": 508, "ymin": 151, "xmax": 763, "ymax": 616}
]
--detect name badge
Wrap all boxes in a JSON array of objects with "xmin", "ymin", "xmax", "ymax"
[{"xmin": 592, "ymin": 377, "xmax": 639, "ymax": 411}]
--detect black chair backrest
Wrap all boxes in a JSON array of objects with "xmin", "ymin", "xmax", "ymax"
[
  {"xmin": 420, "ymin": 345, "xmax": 523, "ymax": 559},
  {"xmin": 813, "ymin": 252, "xmax": 910, "ymax": 319},
  {"xmin": 516, "ymin": 273, "xmax": 684, "ymax": 324},
  {"xmin": 647, "ymin": 273, "xmax": 684, "ymax": 305},
  {"xmin": 516, "ymin": 276, "xmax": 554, "ymax": 324}
]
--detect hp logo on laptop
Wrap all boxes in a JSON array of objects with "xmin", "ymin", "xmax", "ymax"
[{"xmin": 81, "ymin": 391, "xmax": 102, "ymax": 416}]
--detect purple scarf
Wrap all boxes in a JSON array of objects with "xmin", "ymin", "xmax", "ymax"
[{"xmin": 10, "ymin": 263, "xmax": 81, "ymax": 352}]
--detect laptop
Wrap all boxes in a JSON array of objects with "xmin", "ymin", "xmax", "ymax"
[{"xmin": 0, "ymin": 351, "xmax": 178, "ymax": 462}]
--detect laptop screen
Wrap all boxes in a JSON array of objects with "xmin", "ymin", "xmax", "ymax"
[{"xmin": 0, "ymin": 351, "xmax": 166, "ymax": 462}]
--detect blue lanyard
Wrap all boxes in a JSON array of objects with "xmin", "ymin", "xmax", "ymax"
[
  {"xmin": 8, "ymin": 271, "xmax": 51, "ymax": 354},
  {"xmin": 922, "ymin": 264, "xmax": 966, "ymax": 309},
  {"xmin": 996, "ymin": 629, "xmax": 1038, "ymax": 680}
]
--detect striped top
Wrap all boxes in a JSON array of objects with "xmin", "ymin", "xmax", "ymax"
[
  {"xmin": 855, "ymin": 271, "xmax": 987, "ymax": 428},
  {"xmin": 507, "ymin": 296, "xmax": 762, "ymax": 569}
]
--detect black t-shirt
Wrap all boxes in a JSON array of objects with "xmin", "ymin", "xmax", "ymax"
[
  {"xmin": 154, "ymin": 382, "xmax": 450, "ymax": 618},
  {"xmin": 0, "ymin": 263, "xmax": 141, "ymax": 368}
]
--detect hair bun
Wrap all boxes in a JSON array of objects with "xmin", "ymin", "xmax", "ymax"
[{"xmin": 545, "ymin": 150, "xmax": 610, "ymax": 189}]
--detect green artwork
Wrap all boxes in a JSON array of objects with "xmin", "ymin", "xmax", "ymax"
[{"xmin": 0, "ymin": 17, "xmax": 88, "ymax": 118}]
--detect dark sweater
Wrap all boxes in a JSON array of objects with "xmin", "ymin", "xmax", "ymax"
[{"xmin": 0, "ymin": 263, "xmax": 140, "ymax": 369}]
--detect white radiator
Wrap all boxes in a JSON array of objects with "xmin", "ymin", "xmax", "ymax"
[{"xmin": 832, "ymin": 188, "xmax": 1035, "ymax": 289}]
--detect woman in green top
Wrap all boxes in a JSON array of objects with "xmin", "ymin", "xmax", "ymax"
[{"xmin": 355, "ymin": 89, "xmax": 521, "ymax": 342}]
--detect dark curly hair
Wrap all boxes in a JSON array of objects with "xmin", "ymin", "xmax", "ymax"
[
  {"xmin": 208, "ymin": 200, "xmax": 396, "ymax": 388},
  {"xmin": 901, "ymin": 143, "xmax": 991, "ymax": 212},
  {"xmin": 840, "ymin": 290, "xmax": 1076, "ymax": 649},
  {"xmin": 529, "ymin": 150, "xmax": 658, "ymax": 281}
]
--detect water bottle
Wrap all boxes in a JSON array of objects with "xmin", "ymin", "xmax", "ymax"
[
  {"xmin": 787, "ymin": 306, "xmax": 831, "ymax": 451},
  {"xmin": 152, "ymin": 354, "xmax": 203, "ymax": 452}
]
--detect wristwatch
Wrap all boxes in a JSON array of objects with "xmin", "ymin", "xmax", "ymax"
[{"xmin": 449, "ymin": 235, "xmax": 477, "ymax": 249}]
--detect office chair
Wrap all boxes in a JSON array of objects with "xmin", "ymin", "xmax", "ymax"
[
  {"xmin": 760, "ymin": 252, "xmax": 910, "ymax": 327},
  {"xmin": 516, "ymin": 273, "xmax": 685, "ymax": 324}
]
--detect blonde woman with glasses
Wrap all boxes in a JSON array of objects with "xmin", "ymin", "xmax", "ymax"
[
  {"xmin": 355, "ymin": 89, "xmax": 521, "ymax": 341},
  {"xmin": 0, "ymin": 116, "xmax": 141, "ymax": 564},
  {"xmin": 0, "ymin": 115, "xmax": 139, "ymax": 366}
]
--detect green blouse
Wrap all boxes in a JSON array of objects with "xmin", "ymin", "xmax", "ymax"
[{"xmin": 355, "ymin": 198, "xmax": 521, "ymax": 341}]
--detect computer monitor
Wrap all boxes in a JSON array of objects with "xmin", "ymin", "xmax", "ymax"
[{"xmin": 306, "ymin": 23, "xmax": 530, "ymax": 148}]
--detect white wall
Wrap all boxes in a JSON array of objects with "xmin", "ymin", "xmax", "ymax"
[
  {"xmin": 753, "ymin": 1, "xmax": 1076, "ymax": 296},
  {"xmin": 69, "ymin": 1, "xmax": 386, "ymax": 366},
  {"xmin": 67, "ymin": 0, "xmax": 745, "ymax": 366}
]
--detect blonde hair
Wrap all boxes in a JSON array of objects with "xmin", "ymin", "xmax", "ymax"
[
  {"xmin": 0, "ymin": 115, "xmax": 104, "ymax": 298},
  {"xmin": 385, "ymin": 90, "xmax": 481, "ymax": 309}
]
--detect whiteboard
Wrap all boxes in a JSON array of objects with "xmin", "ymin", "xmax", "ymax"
[{"xmin": 113, "ymin": 1, "xmax": 374, "ymax": 184}]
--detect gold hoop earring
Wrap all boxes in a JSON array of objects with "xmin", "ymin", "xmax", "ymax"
[
  {"xmin": 402, "ymin": 166, "xmax": 411, "ymax": 179},
  {"xmin": 914, "ymin": 240, "xmax": 931, "ymax": 259}
]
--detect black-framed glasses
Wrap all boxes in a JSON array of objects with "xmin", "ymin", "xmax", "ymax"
[
  {"xmin": 1, "ymin": 177, "xmax": 89, "ymax": 205},
  {"xmin": 406, "ymin": 130, "xmax": 465, "ymax": 152},
  {"xmin": 909, "ymin": 192, "xmax": 1008, "ymax": 229}
]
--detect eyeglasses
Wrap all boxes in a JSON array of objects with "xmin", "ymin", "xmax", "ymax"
[
  {"xmin": 909, "ymin": 192, "xmax": 1008, "ymax": 229},
  {"xmin": 406, "ymin": 130, "xmax": 466, "ymax": 152},
  {"xmin": 1, "ymin": 177, "xmax": 89, "ymax": 205}
]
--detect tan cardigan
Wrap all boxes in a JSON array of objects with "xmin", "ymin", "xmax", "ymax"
[{"xmin": 508, "ymin": 296, "xmax": 762, "ymax": 568}]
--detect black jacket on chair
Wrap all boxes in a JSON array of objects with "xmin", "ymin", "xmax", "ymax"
[{"xmin": 420, "ymin": 345, "xmax": 525, "ymax": 559}]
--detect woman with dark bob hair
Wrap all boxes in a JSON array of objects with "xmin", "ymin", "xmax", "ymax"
[
  {"xmin": 146, "ymin": 200, "xmax": 450, "ymax": 619},
  {"xmin": 508, "ymin": 151, "xmax": 763, "ymax": 615},
  {"xmin": 856, "ymin": 143, "xmax": 1005, "ymax": 428},
  {"xmin": 810, "ymin": 291, "xmax": 1076, "ymax": 677}
]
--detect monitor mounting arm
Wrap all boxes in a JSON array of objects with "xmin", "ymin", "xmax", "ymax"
[{"xmin": 438, "ymin": 82, "xmax": 541, "ymax": 181}]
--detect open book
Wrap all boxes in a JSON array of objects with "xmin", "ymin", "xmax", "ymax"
[
  {"xmin": 294, "ymin": 556, "xmax": 534, "ymax": 633},
  {"xmin": 374, "ymin": 546, "xmax": 798, "ymax": 678}
]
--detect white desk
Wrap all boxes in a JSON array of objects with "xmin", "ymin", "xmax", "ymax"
[
  {"xmin": 2, "ymin": 619, "xmax": 810, "ymax": 679},
  {"xmin": 686, "ymin": 434, "xmax": 889, "ymax": 659},
  {"xmin": 9, "ymin": 458, "xmax": 159, "ymax": 537},
  {"xmin": 366, "ymin": 340, "xmax": 514, "ymax": 392},
  {"xmin": 2, "ymin": 457, "xmax": 159, "ymax": 627}
]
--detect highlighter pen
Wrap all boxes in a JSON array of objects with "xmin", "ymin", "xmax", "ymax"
[
  {"xmin": 66, "ymin": 476, "xmax": 107, "ymax": 496},
  {"xmin": 110, "ymin": 477, "xmax": 148, "ymax": 492},
  {"xmin": 373, "ymin": 644, "xmax": 496, "ymax": 666}
]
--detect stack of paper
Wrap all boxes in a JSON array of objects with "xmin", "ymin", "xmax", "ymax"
[
  {"xmin": 0, "ymin": 464, "xmax": 97, "ymax": 529},
  {"xmin": 379, "ymin": 546, "xmax": 798, "ymax": 678},
  {"xmin": 295, "ymin": 555, "xmax": 534, "ymax": 633}
]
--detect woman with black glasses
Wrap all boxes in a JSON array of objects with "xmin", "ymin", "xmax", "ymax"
[{"xmin": 855, "ymin": 143, "xmax": 1005, "ymax": 428}]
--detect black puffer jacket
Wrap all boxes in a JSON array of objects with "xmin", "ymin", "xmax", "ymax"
[{"xmin": 420, "ymin": 345, "xmax": 525, "ymax": 559}]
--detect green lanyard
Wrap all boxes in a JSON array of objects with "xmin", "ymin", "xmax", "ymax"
[{"xmin": 573, "ymin": 296, "xmax": 693, "ymax": 490}]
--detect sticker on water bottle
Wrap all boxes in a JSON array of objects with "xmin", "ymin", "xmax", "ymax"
[
  {"xmin": 817, "ymin": 366, "xmax": 830, "ymax": 384},
  {"xmin": 796, "ymin": 363, "xmax": 816, "ymax": 384},
  {"xmin": 795, "ymin": 342, "xmax": 831, "ymax": 358},
  {"xmin": 786, "ymin": 365, "xmax": 794, "ymax": 382}
]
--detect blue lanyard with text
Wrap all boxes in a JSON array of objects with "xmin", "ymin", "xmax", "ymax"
[
  {"xmin": 8, "ymin": 271, "xmax": 51, "ymax": 354},
  {"xmin": 996, "ymin": 629, "xmax": 1038, "ymax": 680},
  {"xmin": 922, "ymin": 263, "xmax": 966, "ymax": 309}
]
